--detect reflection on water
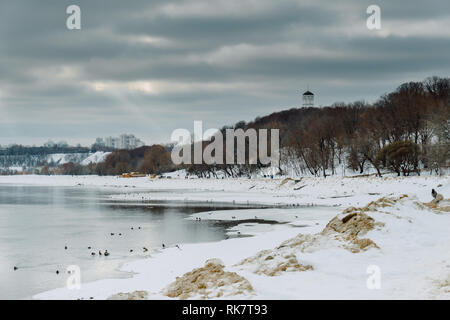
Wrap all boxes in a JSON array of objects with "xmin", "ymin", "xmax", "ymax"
[{"xmin": 0, "ymin": 185, "xmax": 249, "ymax": 300}]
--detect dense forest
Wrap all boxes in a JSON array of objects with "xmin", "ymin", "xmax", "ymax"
[{"xmin": 185, "ymin": 76, "xmax": 449, "ymax": 177}]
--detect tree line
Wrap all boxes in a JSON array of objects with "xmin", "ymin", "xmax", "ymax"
[
  {"xmin": 185, "ymin": 76, "xmax": 449, "ymax": 177},
  {"xmin": 0, "ymin": 145, "xmax": 92, "ymax": 156},
  {"xmin": 7, "ymin": 76, "xmax": 448, "ymax": 177},
  {"xmin": 48, "ymin": 145, "xmax": 174, "ymax": 176}
]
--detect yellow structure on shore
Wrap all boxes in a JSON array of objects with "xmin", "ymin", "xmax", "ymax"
[{"xmin": 121, "ymin": 172, "xmax": 146, "ymax": 178}]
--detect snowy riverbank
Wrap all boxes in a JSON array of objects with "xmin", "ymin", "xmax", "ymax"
[
  {"xmin": 0, "ymin": 174, "xmax": 447, "ymax": 207},
  {"xmin": 1, "ymin": 174, "xmax": 449, "ymax": 299}
]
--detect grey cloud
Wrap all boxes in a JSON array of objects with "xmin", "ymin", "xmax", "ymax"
[{"xmin": 1, "ymin": 0, "xmax": 449, "ymax": 145}]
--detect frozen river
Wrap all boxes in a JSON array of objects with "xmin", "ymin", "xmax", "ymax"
[{"xmin": 0, "ymin": 185, "xmax": 251, "ymax": 299}]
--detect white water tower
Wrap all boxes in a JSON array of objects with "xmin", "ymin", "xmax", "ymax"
[{"xmin": 302, "ymin": 89, "xmax": 314, "ymax": 107}]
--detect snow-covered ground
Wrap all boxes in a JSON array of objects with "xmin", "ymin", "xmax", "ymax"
[
  {"xmin": 79, "ymin": 151, "xmax": 111, "ymax": 166},
  {"xmin": 0, "ymin": 174, "xmax": 448, "ymax": 300},
  {"xmin": 0, "ymin": 152, "xmax": 111, "ymax": 172},
  {"xmin": 0, "ymin": 173, "xmax": 446, "ymax": 207},
  {"xmin": 46, "ymin": 152, "xmax": 110, "ymax": 165}
]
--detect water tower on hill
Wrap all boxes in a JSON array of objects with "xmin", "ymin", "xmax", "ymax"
[{"xmin": 302, "ymin": 88, "xmax": 314, "ymax": 107}]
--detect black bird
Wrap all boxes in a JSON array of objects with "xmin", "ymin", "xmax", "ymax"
[
  {"xmin": 13, "ymin": 266, "xmax": 18, "ymax": 271},
  {"xmin": 64, "ymin": 246, "xmax": 68, "ymax": 250},
  {"xmin": 118, "ymin": 233, "xmax": 122, "ymax": 236},
  {"xmin": 432, "ymin": 189, "xmax": 438, "ymax": 199},
  {"xmin": 98, "ymin": 250, "xmax": 102, "ymax": 256},
  {"xmin": 162, "ymin": 243, "xmax": 166, "ymax": 249},
  {"xmin": 130, "ymin": 249, "xmax": 133, "ymax": 253},
  {"xmin": 88, "ymin": 246, "xmax": 92, "ymax": 249},
  {"xmin": 104, "ymin": 250, "xmax": 110, "ymax": 257},
  {"xmin": 56, "ymin": 270, "xmax": 59, "ymax": 275},
  {"xmin": 91, "ymin": 252, "xmax": 96, "ymax": 256},
  {"xmin": 138, "ymin": 227, "xmax": 141, "ymax": 229},
  {"xmin": 143, "ymin": 247, "xmax": 148, "ymax": 252},
  {"xmin": 175, "ymin": 245, "xmax": 180, "ymax": 250},
  {"xmin": 110, "ymin": 233, "xmax": 115, "ymax": 236}
]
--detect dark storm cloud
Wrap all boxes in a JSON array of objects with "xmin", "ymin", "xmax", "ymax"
[{"xmin": 0, "ymin": 0, "xmax": 449, "ymax": 145}]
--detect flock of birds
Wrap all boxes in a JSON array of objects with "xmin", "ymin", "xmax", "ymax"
[
  {"xmin": 12, "ymin": 189, "xmax": 443, "ymax": 274},
  {"xmin": 13, "ymin": 225, "xmax": 181, "ymax": 274}
]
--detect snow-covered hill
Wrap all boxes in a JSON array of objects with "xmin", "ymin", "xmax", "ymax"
[
  {"xmin": 0, "ymin": 151, "xmax": 111, "ymax": 172},
  {"xmin": 80, "ymin": 151, "xmax": 110, "ymax": 166}
]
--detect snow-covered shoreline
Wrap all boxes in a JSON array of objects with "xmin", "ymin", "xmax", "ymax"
[
  {"xmin": 0, "ymin": 174, "xmax": 446, "ymax": 207},
  {"xmin": 1, "ymin": 174, "xmax": 449, "ymax": 300}
]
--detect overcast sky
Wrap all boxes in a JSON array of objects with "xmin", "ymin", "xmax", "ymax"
[{"xmin": 1, "ymin": 0, "xmax": 449, "ymax": 146}]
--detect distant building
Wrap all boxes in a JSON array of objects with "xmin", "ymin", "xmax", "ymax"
[
  {"xmin": 302, "ymin": 89, "xmax": 314, "ymax": 107},
  {"xmin": 44, "ymin": 140, "xmax": 56, "ymax": 148},
  {"xmin": 95, "ymin": 137, "xmax": 104, "ymax": 145},
  {"xmin": 43, "ymin": 140, "xmax": 68, "ymax": 148},
  {"xmin": 56, "ymin": 141, "xmax": 68, "ymax": 148},
  {"xmin": 96, "ymin": 134, "xmax": 144, "ymax": 150}
]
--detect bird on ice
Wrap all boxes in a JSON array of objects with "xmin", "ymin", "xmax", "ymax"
[
  {"xmin": 432, "ymin": 189, "xmax": 438, "ymax": 199},
  {"xmin": 431, "ymin": 188, "xmax": 444, "ymax": 203}
]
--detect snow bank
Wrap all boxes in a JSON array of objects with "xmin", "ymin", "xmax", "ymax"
[
  {"xmin": 238, "ymin": 250, "xmax": 313, "ymax": 277},
  {"xmin": 34, "ymin": 189, "xmax": 450, "ymax": 300},
  {"xmin": 163, "ymin": 259, "xmax": 254, "ymax": 299}
]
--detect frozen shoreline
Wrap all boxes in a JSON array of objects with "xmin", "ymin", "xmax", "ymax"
[{"xmin": 1, "ymin": 174, "xmax": 449, "ymax": 299}]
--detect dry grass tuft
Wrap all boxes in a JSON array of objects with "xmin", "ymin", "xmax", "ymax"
[
  {"xmin": 278, "ymin": 197, "xmax": 394, "ymax": 253},
  {"xmin": 420, "ymin": 193, "xmax": 450, "ymax": 213},
  {"xmin": 108, "ymin": 291, "xmax": 148, "ymax": 300},
  {"xmin": 164, "ymin": 259, "xmax": 253, "ymax": 299}
]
